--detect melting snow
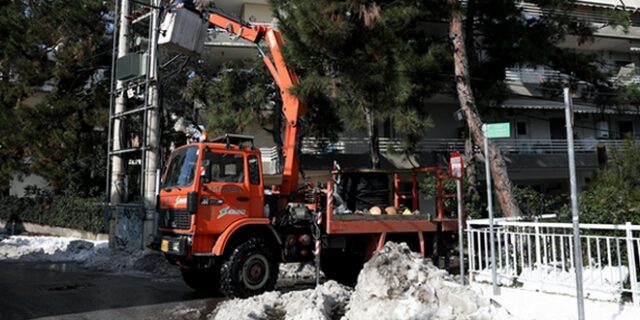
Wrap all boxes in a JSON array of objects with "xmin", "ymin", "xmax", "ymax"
[
  {"xmin": 0, "ymin": 235, "xmax": 107, "ymax": 262},
  {"xmin": 211, "ymin": 280, "xmax": 351, "ymax": 320},
  {"xmin": 3, "ymin": 235, "xmax": 638, "ymax": 319},
  {"xmin": 0, "ymin": 235, "xmax": 319, "ymax": 280},
  {"xmin": 0, "ymin": 235, "xmax": 178, "ymax": 277},
  {"xmin": 475, "ymin": 264, "xmax": 631, "ymax": 302},
  {"xmin": 279, "ymin": 262, "xmax": 322, "ymax": 281}
]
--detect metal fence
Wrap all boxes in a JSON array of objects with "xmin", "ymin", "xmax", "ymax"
[{"xmin": 467, "ymin": 217, "xmax": 640, "ymax": 306}]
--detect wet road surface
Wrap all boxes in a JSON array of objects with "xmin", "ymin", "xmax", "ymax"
[{"xmin": 0, "ymin": 262, "xmax": 223, "ymax": 320}]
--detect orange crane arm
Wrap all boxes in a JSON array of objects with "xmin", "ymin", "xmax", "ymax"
[{"xmin": 207, "ymin": 12, "xmax": 307, "ymax": 198}]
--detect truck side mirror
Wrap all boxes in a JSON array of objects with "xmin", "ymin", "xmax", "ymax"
[
  {"xmin": 201, "ymin": 159, "xmax": 212, "ymax": 183},
  {"xmin": 187, "ymin": 191, "xmax": 198, "ymax": 214}
]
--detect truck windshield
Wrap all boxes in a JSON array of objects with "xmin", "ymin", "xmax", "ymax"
[{"xmin": 162, "ymin": 146, "xmax": 198, "ymax": 189}]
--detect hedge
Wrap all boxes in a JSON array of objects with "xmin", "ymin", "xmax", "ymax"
[{"xmin": 0, "ymin": 195, "xmax": 106, "ymax": 233}]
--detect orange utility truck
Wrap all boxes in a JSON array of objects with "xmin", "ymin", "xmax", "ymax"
[{"xmin": 151, "ymin": 8, "xmax": 461, "ymax": 298}]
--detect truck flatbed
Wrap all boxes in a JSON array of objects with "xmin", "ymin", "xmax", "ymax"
[
  {"xmin": 332, "ymin": 214, "xmax": 434, "ymax": 221},
  {"xmin": 326, "ymin": 212, "xmax": 458, "ymax": 234}
]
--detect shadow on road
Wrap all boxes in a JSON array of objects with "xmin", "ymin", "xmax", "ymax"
[{"xmin": 0, "ymin": 261, "xmax": 221, "ymax": 320}]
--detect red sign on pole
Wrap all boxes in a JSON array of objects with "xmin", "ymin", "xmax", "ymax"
[{"xmin": 449, "ymin": 152, "xmax": 464, "ymax": 179}]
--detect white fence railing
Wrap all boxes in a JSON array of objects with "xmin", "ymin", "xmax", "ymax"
[
  {"xmin": 467, "ymin": 217, "xmax": 640, "ymax": 305},
  {"xmin": 301, "ymin": 137, "xmax": 633, "ymax": 155}
]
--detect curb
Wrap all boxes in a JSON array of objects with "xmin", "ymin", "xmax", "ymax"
[{"xmin": 0, "ymin": 219, "xmax": 108, "ymax": 241}]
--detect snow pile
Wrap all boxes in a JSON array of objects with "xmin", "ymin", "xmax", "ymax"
[
  {"xmin": 474, "ymin": 267, "xmax": 517, "ymax": 286},
  {"xmin": 474, "ymin": 263, "xmax": 631, "ymax": 301},
  {"xmin": 82, "ymin": 247, "xmax": 179, "ymax": 277},
  {"xmin": 279, "ymin": 262, "xmax": 322, "ymax": 281},
  {"xmin": 211, "ymin": 242, "xmax": 511, "ymax": 320},
  {"xmin": 167, "ymin": 306, "xmax": 203, "ymax": 320},
  {"xmin": 345, "ymin": 242, "xmax": 512, "ymax": 320},
  {"xmin": 211, "ymin": 280, "xmax": 351, "ymax": 320},
  {"xmin": 0, "ymin": 235, "xmax": 178, "ymax": 277},
  {"xmin": 0, "ymin": 235, "xmax": 319, "ymax": 280},
  {"xmin": 0, "ymin": 235, "xmax": 106, "ymax": 262},
  {"xmin": 518, "ymin": 265, "xmax": 629, "ymax": 301},
  {"xmin": 472, "ymin": 282, "xmax": 640, "ymax": 320}
]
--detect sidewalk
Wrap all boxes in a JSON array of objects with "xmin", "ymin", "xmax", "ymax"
[{"xmin": 472, "ymin": 283, "xmax": 640, "ymax": 320}]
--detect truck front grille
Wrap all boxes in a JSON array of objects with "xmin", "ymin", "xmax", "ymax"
[{"xmin": 158, "ymin": 209, "xmax": 191, "ymax": 229}]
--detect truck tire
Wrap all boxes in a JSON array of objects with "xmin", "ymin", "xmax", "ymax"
[
  {"xmin": 180, "ymin": 267, "xmax": 220, "ymax": 294},
  {"xmin": 219, "ymin": 237, "xmax": 279, "ymax": 298}
]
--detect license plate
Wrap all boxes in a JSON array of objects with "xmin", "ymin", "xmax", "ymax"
[{"xmin": 160, "ymin": 239, "xmax": 169, "ymax": 252}]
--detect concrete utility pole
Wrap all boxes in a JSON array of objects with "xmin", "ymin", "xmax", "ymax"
[
  {"xmin": 564, "ymin": 87, "xmax": 585, "ymax": 320},
  {"xmin": 110, "ymin": 0, "xmax": 129, "ymax": 205},
  {"xmin": 142, "ymin": 0, "xmax": 162, "ymax": 243}
]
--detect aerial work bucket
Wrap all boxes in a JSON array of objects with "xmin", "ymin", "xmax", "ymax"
[{"xmin": 158, "ymin": 8, "xmax": 208, "ymax": 55}]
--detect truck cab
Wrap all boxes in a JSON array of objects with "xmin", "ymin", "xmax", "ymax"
[{"xmin": 156, "ymin": 134, "xmax": 266, "ymax": 257}]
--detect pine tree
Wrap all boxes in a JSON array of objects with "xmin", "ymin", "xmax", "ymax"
[
  {"xmin": 0, "ymin": 0, "xmax": 112, "ymax": 195},
  {"xmin": 271, "ymin": 0, "xmax": 450, "ymax": 168},
  {"xmin": 185, "ymin": 59, "xmax": 277, "ymax": 137}
]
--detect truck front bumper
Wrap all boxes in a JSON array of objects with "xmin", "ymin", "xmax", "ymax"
[{"xmin": 148, "ymin": 234, "xmax": 190, "ymax": 256}]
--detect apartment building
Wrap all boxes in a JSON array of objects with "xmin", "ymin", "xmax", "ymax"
[
  {"xmin": 11, "ymin": 0, "xmax": 626, "ymax": 197},
  {"xmin": 200, "ymin": 0, "xmax": 640, "ymax": 195}
]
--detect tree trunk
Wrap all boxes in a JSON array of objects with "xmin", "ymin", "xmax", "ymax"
[
  {"xmin": 464, "ymin": 0, "xmax": 478, "ymax": 67},
  {"xmin": 464, "ymin": 136, "xmax": 479, "ymax": 193},
  {"xmin": 363, "ymin": 105, "xmax": 381, "ymax": 169},
  {"xmin": 449, "ymin": 0, "xmax": 521, "ymax": 217}
]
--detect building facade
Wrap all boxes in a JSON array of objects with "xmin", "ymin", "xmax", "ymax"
[{"xmin": 200, "ymin": 0, "xmax": 640, "ymax": 196}]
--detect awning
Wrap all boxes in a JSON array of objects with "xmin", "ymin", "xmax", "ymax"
[
  {"xmin": 621, "ymin": 0, "xmax": 640, "ymax": 10},
  {"xmin": 498, "ymin": 98, "xmax": 640, "ymax": 115},
  {"xmin": 577, "ymin": 0, "xmax": 623, "ymax": 9}
]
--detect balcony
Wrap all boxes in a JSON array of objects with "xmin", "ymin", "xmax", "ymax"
[
  {"xmin": 521, "ymin": 1, "xmax": 640, "ymax": 37},
  {"xmin": 505, "ymin": 65, "xmax": 640, "ymax": 98},
  {"xmin": 301, "ymin": 137, "xmax": 634, "ymax": 155}
]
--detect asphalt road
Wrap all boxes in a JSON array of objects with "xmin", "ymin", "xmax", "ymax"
[{"xmin": 0, "ymin": 262, "xmax": 224, "ymax": 320}]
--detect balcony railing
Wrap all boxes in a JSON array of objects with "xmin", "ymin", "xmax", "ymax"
[
  {"xmin": 505, "ymin": 66, "xmax": 640, "ymax": 86},
  {"xmin": 505, "ymin": 67, "xmax": 567, "ymax": 84},
  {"xmin": 301, "ymin": 137, "xmax": 634, "ymax": 155},
  {"xmin": 520, "ymin": 1, "xmax": 640, "ymax": 28}
]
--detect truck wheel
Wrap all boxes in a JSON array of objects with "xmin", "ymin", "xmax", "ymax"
[
  {"xmin": 180, "ymin": 267, "xmax": 220, "ymax": 294},
  {"xmin": 219, "ymin": 237, "xmax": 279, "ymax": 298}
]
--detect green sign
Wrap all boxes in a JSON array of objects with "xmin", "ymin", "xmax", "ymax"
[{"xmin": 486, "ymin": 122, "xmax": 511, "ymax": 139}]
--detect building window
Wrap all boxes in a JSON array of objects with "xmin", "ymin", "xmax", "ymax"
[
  {"xmin": 517, "ymin": 121, "xmax": 527, "ymax": 136},
  {"xmin": 382, "ymin": 118, "xmax": 395, "ymax": 138},
  {"xmin": 549, "ymin": 118, "xmax": 567, "ymax": 139},
  {"xmin": 248, "ymin": 155, "xmax": 260, "ymax": 185},
  {"xmin": 618, "ymin": 121, "xmax": 633, "ymax": 139}
]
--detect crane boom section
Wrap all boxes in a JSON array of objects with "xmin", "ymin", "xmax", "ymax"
[{"xmin": 207, "ymin": 12, "xmax": 307, "ymax": 197}]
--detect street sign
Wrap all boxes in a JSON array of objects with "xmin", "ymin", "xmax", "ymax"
[
  {"xmin": 486, "ymin": 122, "xmax": 511, "ymax": 139},
  {"xmin": 481, "ymin": 123, "xmax": 499, "ymax": 295},
  {"xmin": 449, "ymin": 152, "xmax": 464, "ymax": 179},
  {"xmin": 450, "ymin": 151, "xmax": 466, "ymax": 285}
]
